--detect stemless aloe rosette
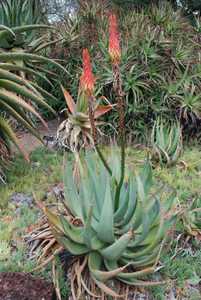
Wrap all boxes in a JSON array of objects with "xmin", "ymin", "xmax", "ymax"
[
  {"xmin": 44, "ymin": 151, "xmax": 177, "ymax": 293},
  {"xmin": 151, "ymin": 119, "xmax": 182, "ymax": 167}
]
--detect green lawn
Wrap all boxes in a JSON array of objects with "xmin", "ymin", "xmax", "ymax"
[{"xmin": 0, "ymin": 146, "xmax": 201, "ymax": 299}]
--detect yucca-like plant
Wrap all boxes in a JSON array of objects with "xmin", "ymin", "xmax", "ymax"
[
  {"xmin": 56, "ymin": 49, "xmax": 113, "ymax": 152},
  {"xmin": 182, "ymin": 198, "xmax": 201, "ymax": 238},
  {"xmin": 151, "ymin": 119, "xmax": 182, "ymax": 167}
]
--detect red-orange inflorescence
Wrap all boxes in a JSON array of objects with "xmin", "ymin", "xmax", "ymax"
[
  {"xmin": 109, "ymin": 14, "xmax": 121, "ymax": 65},
  {"xmin": 80, "ymin": 48, "xmax": 96, "ymax": 95}
]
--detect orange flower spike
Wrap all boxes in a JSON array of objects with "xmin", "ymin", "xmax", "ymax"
[
  {"xmin": 80, "ymin": 49, "xmax": 96, "ymax": 96},
  {"xmin": 109, "ymin": 14, "xmax": 121, "ymax": 65}
]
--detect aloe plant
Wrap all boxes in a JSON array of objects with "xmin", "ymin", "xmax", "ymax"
[
  {"xmin": 40, "ymin": 14, "xmax": 177, "ymax": 298},
  {"xmin": 0, "ymin": 53, "xmax": 68, "ymax": 183},
  {"xmin": 151, "ymin": 119, "xmax": 182, "ymax": 167},
  {"xmin": 56, "ymin": 49, "xmax": 113, "ymax": 152},
  {"xmin": 182, "ymin": 198, "xmax": 201, "ymax": 238},
  {"xmin": 0, "ymin": 1, "xmax": 69, "ymax": 182},
  {"xmin": 0, "ymin": 0, "xmax": 44, "ymax": 27},
  {"xmin": 43, "ymin": 152, "xmax": 176, "ymax": 298}
]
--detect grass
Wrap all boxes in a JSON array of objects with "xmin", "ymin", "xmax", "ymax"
[
  {"xmin": 0, "ymin": 147, "xmax": 63, "ymax": 208},
  {"xmin": 0, "ymin": 145, "xmax": 201, "ymax": 299}
]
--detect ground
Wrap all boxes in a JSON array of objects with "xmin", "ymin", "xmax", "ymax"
[
  {"xmin": 16, "ymin": 118, "xmax": 59, "ymax": 154},
  {"xmin": 0, "ymin": 272, "xmax": 54, "ymax": 300},
  {"xmin": 0, "ymin": 145, "xmax": 201, "ymax": 299}
]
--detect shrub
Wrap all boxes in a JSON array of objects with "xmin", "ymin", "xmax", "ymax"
[{"xmin": 47, "ymin": 3, "xmax": 201, "ymax": 142}]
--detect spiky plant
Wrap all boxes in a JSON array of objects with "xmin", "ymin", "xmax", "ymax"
[
  {"xmin": 0, "ymin": 0, "xmax": 63, "ymax": 78},
  {"xmin": 42, "ymin": 151, "xmax": 176, "ymax": 298},
  {"xmin": 0, "ymin": 0, "xmax": 52, "ymax": 52},
  {"xmin": 151, "ymin": 119, "xmax": 182, "ymax": 167},
  {"xmin": 0, "ymin": 52, "xmax": 68, "ymax": 183},
  {"xmin": 39, "ymin": 13, "xmax": 177, "ymax": 299},
  {"xmin": 182, "ymin": 198, "xmax": 201, "ymax": 238},
  {"xmin": 56, "ymin": 49, "xmax": 113, "ymax": 152},
  {"xmin": 0, "ymin": 0, "xmax": 69, "ymax": 182},
  {"xmin": 0, "ymin": 0, "xmax": 44, "ymax": 27}
]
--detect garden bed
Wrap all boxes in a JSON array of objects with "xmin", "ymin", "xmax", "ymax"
[{"xmin": 1, "ymin": 146, "xmax": 201, "ymax": 299}]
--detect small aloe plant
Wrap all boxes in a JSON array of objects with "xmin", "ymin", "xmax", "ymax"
[
  {"xmin": 182, "ymin": 198, "xmax": 201, "ymax": 238},
  {"xmin": 151, "ymin": 119, "xmax": 182, "ymax": 167},
  {"xmin": 56, "ymin": 49, "xmax": 113, "ymax": 152}
]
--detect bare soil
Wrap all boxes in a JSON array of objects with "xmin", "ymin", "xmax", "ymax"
[
  {"xmin": 16, "ymin": 118, "xmax": 59, "ymax": 154},
  {"xmin": 0, "ymin": 272, "xmax": 54, "ymax": 300}
]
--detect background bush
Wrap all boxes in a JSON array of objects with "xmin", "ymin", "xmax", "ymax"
[{"xmin": 38, "ymin": 1, "xmax": 201, "ymax": 143}]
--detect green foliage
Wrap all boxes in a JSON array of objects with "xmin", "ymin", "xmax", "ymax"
[
  {"xmin": 0, "ymin": 0, "xmax": 44, "ymax": 27},
  {"xmin": 182, "ymin": 198, "xmax": 201, "ymax": 237},
  {"xmin": 0, "ymin": 240, "xmax": 10, "ymax": 261},
  {"xmin": 47, "ymin": 3, "xmax": 201, "ymax": 142},
  {"xmin": 0, "ymin": 0, "xmax": 68, "ymax": 181},
  {"xmin": 151, "ymin": 119, "xmax": 182, "ymax": 166},
  {"xmin": 56, "ymin": 83, "xmax": 112, "ymax": 152},
  {"xmin": 1, "ymin": 146, "xmax": 201, "ymax": 298},
  {"xmin": 44, "ymin": 152, "xmax": 176, "ymax": 296}
]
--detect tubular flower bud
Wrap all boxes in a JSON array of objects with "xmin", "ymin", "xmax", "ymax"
[
  {"xmin": 80, "ymin": 49, "xmax": 95, "ymax": 95},
  {"xmin": 109, "ymin": 14, "xmax": 121, "ymax": 65}
]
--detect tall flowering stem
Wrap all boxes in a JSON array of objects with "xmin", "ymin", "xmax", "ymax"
[
  {"xmin": 109, "ymin": 14, "xmax": 121, "ymax": 65},
  {"xmin": 80, "ymin": 49, "xmax": 96, "ymax": 96},
  {"xmin": 82, "ymin": 49, "xmax": 114, "ymax": 178},
  {"xmin": 109, "ymin": 14, "xmax": 125, "ymax": 209}
]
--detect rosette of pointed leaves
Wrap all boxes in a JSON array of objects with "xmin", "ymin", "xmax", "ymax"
[
  {"xmin": 0, "ymin": 0, "xmax": 63, "ymax": 77},
  {"xmin": 0, "ymin": 0, "xmax": 49, "ymax": 50},
  {"xmin": 56, "ymin": 49, "xmax": 112, "ymax": 152},
  {"xmin": 43, "ymin": 152, "xmax": 176, "ymax": 298},
  {"xmin": 151, "ymin": 119, "xmax": 182, "ymax": 167},
  {"xmin": 182, "ymin": 198, "xmax": 201, "ymax": 238}
]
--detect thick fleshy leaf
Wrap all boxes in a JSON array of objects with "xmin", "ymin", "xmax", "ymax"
[
  {"xmin": 96, "ymin": 178, "xmax": 115, "ymax": 243},
  {"xmin": 0, "ymin": 52, "xmax": 69, "ymax": 76},
  {"xmin": 88, "ymin": 252, "xmax": 127, "ymax": 282},
  {"xmin": 94, "ymin": 104, "xmax": 113, "ymax": 119},
  {"xmin": 61, "ymin": 85, "xmax": 76, "ymax": 114},
  {"xmin": 0, "ymin": 63, "xmax": 53, "ymax": 87},
  {"xmin": 0, "ymin": 90, "xmax": 48, "ymax": 128},
  {"xmin": 0, "ymin": 116, "xmax": 29, "ymax": 162},
  {"xmin": 0, "ymin": 99, "xmax": 43, "ymax": 143}
]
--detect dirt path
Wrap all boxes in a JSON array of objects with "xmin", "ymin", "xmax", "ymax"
[{"xmin": 17, "ymin": 119, "xmax": 59, "ymax": 154}]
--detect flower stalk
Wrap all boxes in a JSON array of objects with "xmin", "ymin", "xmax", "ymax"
[
  {"xmin": 82, "ymin": 49, "xmax": 115, "ymax": 178},
  {"xmin": 109, "ymin": 14, "xmax": 125, "ymax": 209}
]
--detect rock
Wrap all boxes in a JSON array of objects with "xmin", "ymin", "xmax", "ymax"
[
  {"xmin": 45, "ymin": 183, "xmax": 64, "ymax": 201},
  {"xmin": 10, "ymin": 193, "xmax": 34, "ymax": 208}
]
